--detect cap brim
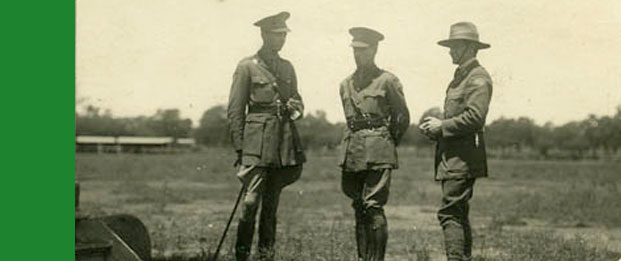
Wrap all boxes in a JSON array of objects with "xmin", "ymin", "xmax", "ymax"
[
  {"xmin": 438, "ymin": 39, "xmax": 490, "ymax": 49},
  {"xmin": 267, "ymin": 27, "xmax": 291, "ymax": 33},
  {"xmin": 350, "ymin": 41, "xmax": 371, "ymax": 48}
]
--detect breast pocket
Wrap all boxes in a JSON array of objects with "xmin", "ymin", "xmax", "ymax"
[
  {"xmin": 360, "ymin": 88, "xmax": 386, "ymax": 115},
  {"xmin": 444, "ymin": 91, "xmax": 465, "ymax": 118},
  {"xmin": 250, "ymin": 76, "xmax": 277, "ymax": 103}
]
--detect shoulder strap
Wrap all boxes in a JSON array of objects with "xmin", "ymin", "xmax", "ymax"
[{"xmin": 257, "ymin": 57, "xmax": 293, "ymax": 102}]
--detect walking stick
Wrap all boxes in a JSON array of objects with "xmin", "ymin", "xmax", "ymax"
[{"xmin": 212, "ymin": 165, "xmax": 255, "ymax": 261}]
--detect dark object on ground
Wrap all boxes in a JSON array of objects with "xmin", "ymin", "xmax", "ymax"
[{"xmin": 75, "ymin": 182, "xmax": 152, "ymax": 261}]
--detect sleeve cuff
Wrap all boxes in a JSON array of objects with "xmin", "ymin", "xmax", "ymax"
[{"xmin": 441, "ymin": 119, "xmax": 456, "ymax": 138}]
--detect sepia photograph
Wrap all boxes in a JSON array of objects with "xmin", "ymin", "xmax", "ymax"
[{"xmin": 75, "ymin": 1, "xmax": 621, "ymax": 260}]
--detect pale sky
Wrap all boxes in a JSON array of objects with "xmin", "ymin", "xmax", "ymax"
[{"xmin": 76, "ymin": 0, "xmax": 621, "ymax": 126}]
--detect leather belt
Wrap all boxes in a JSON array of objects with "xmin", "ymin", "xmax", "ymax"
[
  {"xmin": 248, "ymin": 106, "xmax": 279, "ymax": 114},
  {"xmin": 347, "ymin": 116, "xmax": 388, "ymax": 132}
]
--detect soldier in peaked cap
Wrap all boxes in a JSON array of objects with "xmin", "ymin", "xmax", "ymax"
[
  {"xmin": 226, "ymin": 11, "xmax": 305, "ymax": 261},
  {"xmin": 420, "ymin": 21, "xmax": 493, "ymax": 261},
  {"xmin": 339, "ymin": 27, "xmax": 410, "ymax": 261}
]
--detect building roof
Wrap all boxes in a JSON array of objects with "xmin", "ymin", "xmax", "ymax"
[
  {"xmin": 176, "ymin": 138, "xmax": 196, "ymax": 145},
  {"xmin": 116, "ymin": 136, "xmax": 174, "ymax": 145},
  {"xmin": 76, "ymin": 136, "xmax": 116, "ymax": 144}
]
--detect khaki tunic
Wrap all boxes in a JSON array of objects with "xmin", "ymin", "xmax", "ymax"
[
  {"xmin": 339, "ymin": 70, "xmax": 410, "ymax": 172},
  {"xmin": 435, "ymin": 59, "xmax": 493, "ymax": 180},
  {"xmin": 227, "ymin": 52, "xmax": 305, "ymax": 167}
]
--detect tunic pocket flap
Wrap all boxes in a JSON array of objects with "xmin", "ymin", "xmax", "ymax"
[
  {"xmin": 245, "ymin": 113, "xmax": 269, "ymax": 124},
  {"xmin": 242, "ymin": 117, "xmax": 266, "ymax": 156},
  {"xmin": 363, "ymin": 131, "xmax": 396, "ymax": 165},
  {"xmin": 362, "ymin": 88, "xmax": 386, "ymax": 98},
  {"xmin": 251, "ymin": 75, "xmax": 272, "ymax": 84}
]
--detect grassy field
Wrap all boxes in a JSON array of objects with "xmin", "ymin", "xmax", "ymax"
[{"xmin": 76, "ymin": 148, "xmax": 621, "ymax": 260}]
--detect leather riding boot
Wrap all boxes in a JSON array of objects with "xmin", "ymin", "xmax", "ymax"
[
  {"xmin": 464, "ymin": 220, "xmax": 472, "ymax": 260},
  {"xmin": 442, "ymin": 221, "xmax": 466, "ymax": 261},
  {"xmin": 366, "ymin": 208, "xmax": 387, "ymax": 261},
  {"xmin": 235, "ymin": 219, "xmax": 254, "ymax": 261},
  {"xmin": 354, "ymin": 207, "xmax": 368, "ymax": 260}
]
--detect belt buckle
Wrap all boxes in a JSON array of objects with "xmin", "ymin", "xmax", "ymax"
[
  {"xmin": 362, "ymin": 113, "xmax": 375, "ymax": 131},
  {"xmin": 367, "ymin": 120, "xmax": 375, "ymax": 131}
]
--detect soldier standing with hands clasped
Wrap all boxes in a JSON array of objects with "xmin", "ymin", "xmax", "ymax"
[
  {"xmin": 420, "ymin": 22, "xmax": 493, "ymax": 261},
  {"xmin": 339, "ymin": 27, "xmax": 410, "ymax": 261},
  {"xmin": 226, "ymin": 11, "xmax": 305, "ymax": 261}
]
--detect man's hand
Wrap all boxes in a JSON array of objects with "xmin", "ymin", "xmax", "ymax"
[
  {"xmin": 419, "ymin": 117, "xmax": 442, "ymax": 138},
  {"xmin": 236, "ymin": 165, "xmax": 256, "ymax": 184},
  {"xmin": 286, "ymin": 98, "xmax": 303, "ymax": 120},
  {"xmin": 233, "ymin": 150, "xmax": 242, "ymax": 167}
]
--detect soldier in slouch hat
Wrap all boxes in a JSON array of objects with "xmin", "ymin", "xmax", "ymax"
[{"xmin": 420, "ymin": 21, "xmax": 493, "ymax": 261}]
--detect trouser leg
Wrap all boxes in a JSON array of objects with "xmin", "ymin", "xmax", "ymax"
[
  {"xmin": 464, "ymin": 202, "xmax": 472, "ymax": 258},
  {"xmin": 342, "ymin": 171, "xmax": 367, "ymax": 260},
  {"xmin": 437, "ymin": 178, "xmax": 475, "ymax": 261},
  {"xmin": 362, "ymin": 169, "xmax": 390, "ymax": 261},
  {"xmin": 257, "ymin": 165, "xmax": 301, "ymax": 261},
  {"xmin": 343, "ymin": 168, "xmax": 391, "ymax": 261},
  {"xmin": 257, "ymin": 179, "xmax": 282, "ymax": 260},
  {"xmin": 235, "ymin": 168, "xmax": 265, "ymax": 261}
]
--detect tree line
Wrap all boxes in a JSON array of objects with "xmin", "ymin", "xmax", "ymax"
[
  {"xmin": 76, "ymin": 105, "xmax": 621, "ymax": 160},
  {"xmin": 76, "ymin": 105, "xmax": 192, "ymax": 138}
]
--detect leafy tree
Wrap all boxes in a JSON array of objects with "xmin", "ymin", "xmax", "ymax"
[
  {"xmin": 533, "ymin": 122, "xmax": 555, "ymax": 158},
  {"xmin": 296, "ymin": 110, "xmax": 343, "ymax": 149},
  {"xmin": 148, "ymin": 109, "xmax": 192, "ymax": 138},
  {"xmin": 194, "ymin": 105, "xmax": 229, "ymax": 146},
  {"xmin": 486, "ymin": 117, "xmax": 517, "ymax": 151},
  {"xmin": 553, "ymin": 121, "xmax": 590, "ymax": 159},
  {"xmin": 76, "ymin": 105, "xmax": 192, "ymax": 138},
  {"xmin": 400, "ymin": 107, "xmax": 442, "ymax": 147},
  {"xmin": 487, "ymin": 117, "xmax": 537, "ymax": 152}
]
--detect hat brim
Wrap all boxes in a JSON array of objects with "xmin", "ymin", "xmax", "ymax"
[
  {"xmin": 350, "ymin": 41, "xmax": 371, "ymax": 48},
  {"xmin": 438, "ymin": 39, "xmax": 490, "ymax": 49}
]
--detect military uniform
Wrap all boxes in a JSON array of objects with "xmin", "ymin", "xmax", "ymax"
[
  {"xmin": 339, "ymin": 27, "xmax": 410, "ymax": 261},
  {"xmin": 435, "ymin": 22, "xmax": 492, "ymax": 261},
  {"xmin": 435, "ymin": 57, "xmax": 492, "ymax": 181},
  {"xmin": 227, "ymin": 12, "xmax": 304, "ymax": 261}
]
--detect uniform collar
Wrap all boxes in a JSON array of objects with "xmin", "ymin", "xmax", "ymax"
[
  {"xmin": 354, "ymin": 64, "xmax": 381, "ymax": 78},
  {"xmin": 457, "ymin": 57, "xmax": 477, "ymax": 71},
  {"xmin": 257, "ymin": 48, "xmax": 281, "ymax": 64},
  {"xmin": 449, "ymin": 58, "xmax": 480, "ymax": 88},
  {"xmin": 352, "ymin": 64, "xmax": 382, "ymax": 91}
]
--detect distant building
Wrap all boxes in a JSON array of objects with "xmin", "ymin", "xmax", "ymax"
[
  {"xmin": 175, "ymin": 138, "xmax": 196, "ymax": 147},
  {"xmin": 76, "ymin": 136, "xmax": 196, "ymax": 153},
  {"xmin": 75, "ymin": 136, "xmax": 117, "ymax": 153}
]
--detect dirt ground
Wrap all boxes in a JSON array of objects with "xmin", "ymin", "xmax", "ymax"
[{"xmin": 76, "ymin": 149, "xmax": 621, "ymax": 260}]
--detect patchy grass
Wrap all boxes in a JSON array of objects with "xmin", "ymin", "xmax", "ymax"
[{"xmin": 76, "ymin": 148, "xmax": 621, "ymax": 260}]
